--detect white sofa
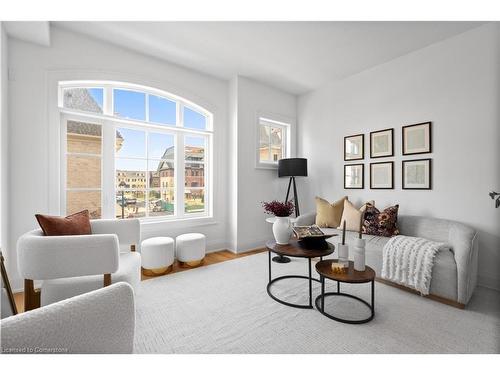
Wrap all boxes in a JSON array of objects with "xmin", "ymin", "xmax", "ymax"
[
  {"xmin": 17, "ymin": 218, "xmax": 141, "ymax": 308},
  {"xmin": 296, "ymin": 213, "xmax": 478, "ymax": 307},
  {"xmin": 0, "ymin": 282, "xmax": 135, "ymax": 354}
]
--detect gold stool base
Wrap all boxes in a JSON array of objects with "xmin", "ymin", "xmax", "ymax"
[
  {"xmin": 179, "ymin": 259, "xmax": 204, "ymax": 268},
  {"xmin": 142, "ymin": 265, "xmax": 173, "ymax": 277}
]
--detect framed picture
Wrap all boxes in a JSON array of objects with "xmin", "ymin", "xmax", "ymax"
[
  {"xmin": 402, "ymin": 159, "xmax": 432, "ymax": 190},
  {"xmin": 370, "ymin": 161, "xmax": 394, "ymax": 189},
  {"xmin": 344, "ymin": 164, "xmax": 364, "ymax": 189},
  {"xmin": 344, "ymin": 134, "xmax": 364, "ymax": 161},
  {"xmin": 402, "ymin": 122, "xmax": 432, "ymax": 155},
  {"xmin": 370, "ymin": 128, "xmax": 394, "ymax": 158}
]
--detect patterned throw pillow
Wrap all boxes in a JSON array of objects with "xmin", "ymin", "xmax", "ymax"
[{"xmin": 362, "ymin": 204, "xmax": 400, "ymax": 237}]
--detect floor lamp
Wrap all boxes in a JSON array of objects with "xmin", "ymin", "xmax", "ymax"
[{"xmin": 273, "ymin": 158, "xmax": 308, "ymax": 263}]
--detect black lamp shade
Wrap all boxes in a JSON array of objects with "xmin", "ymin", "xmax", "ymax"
[{"xmin": 278, "ymin": 158, "xmax": 308, "ymax": 177}]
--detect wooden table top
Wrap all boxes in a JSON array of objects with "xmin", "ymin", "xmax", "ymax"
[
  {"xmin": 266, "ymin": 240, "xmax": 334, "ymax": 258},
  {"xmin": 315, "ymin": 260, "xmax": 375, "ymax": 283}
]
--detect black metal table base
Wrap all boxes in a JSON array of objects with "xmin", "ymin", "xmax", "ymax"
[
  {"xmin": 267, "ymin": 250, "xmax": 322, "ymax": 309},
  {"xmin": 272, "ymin": 255, "xmax": 291, "ymax": 263},
  {"xmin": 315, "ymin": 278, "xmax": 375, "ymax": 324}
]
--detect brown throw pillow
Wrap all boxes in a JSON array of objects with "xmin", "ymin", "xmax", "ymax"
[
  {"xmin": 337, "ymin": 199, "xmax": 375, "ymax": 232},
  {"xmin": 315, "ymin": 196, "xmax": 347, "ymax": 228},
  {"xmin": 362, "ymin": 204, "xmax": 400, "ymax": 237},
  {"xmin": 35, "ymin": 210, "xmax": 92, "ymax": 236}
]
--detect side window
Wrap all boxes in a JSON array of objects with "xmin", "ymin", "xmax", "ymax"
[{"xmin": 257, "ymin": 117, "xmax": 289, "ymax": 167}]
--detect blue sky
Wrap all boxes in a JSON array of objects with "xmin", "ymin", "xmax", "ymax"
[{"xmin": 87, "ymin": 89, "xmax": 206, "ymax": 172}]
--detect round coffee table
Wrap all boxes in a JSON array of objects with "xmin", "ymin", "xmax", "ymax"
[
  {"xmin": 266, "ymin": 240, "xmax": 334, "ymax": 309},
  {"xmin": 315, "ymin": 259, "xmax": 375, "ymax": 324}
]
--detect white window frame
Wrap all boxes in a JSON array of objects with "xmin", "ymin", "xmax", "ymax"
[
  {"xmin": 58, "ymin": 81, "xmax": 213, "ymax": 223},
  {"xmin": 256, "ymin": 116, "xmax": 291, "ymax": 169}
]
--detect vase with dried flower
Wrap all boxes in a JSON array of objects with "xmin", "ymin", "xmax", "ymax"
[{"xmin": 262, "ymin": 200, "xmax": 295, "ymax": 245}]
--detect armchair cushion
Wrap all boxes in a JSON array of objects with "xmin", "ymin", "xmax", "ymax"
[{"xmin": 35, "ymin": 210, "xmax": 91, "ymax": 236}]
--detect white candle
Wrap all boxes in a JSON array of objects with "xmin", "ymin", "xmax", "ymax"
[{"xmin": 354, "ymin": 238, "xmax": 366, "ymax": 271}]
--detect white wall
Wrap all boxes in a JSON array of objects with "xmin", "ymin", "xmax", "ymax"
[
  {"xmin": 231, "ymin": 76, "xmax": 297, "ymax": 251},
  {"xmin": 0, "ymin": 23, "xmax": 9, "ymax": 270},
  {"xmin": 298, "ymin": 23, "xmax": 500, "ymax": 290},
  {"xmin": 7, "ymin": 26, "xmax": 230, "ymax": 289}
]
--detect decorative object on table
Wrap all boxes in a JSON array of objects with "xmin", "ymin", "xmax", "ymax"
[
  {"xmin": 315, "ymin": 260, "xmax": 375, "ymax": 324},
  {"xmin": 293, "ymin": 225, "xmax": 335, "ymax": 250},
  {"xmin": 370, "ymin": 161, "xmax": 394, "ymax": 189},
  {"xmin": 489, "ymin": 191, "xmax": 500, "ymax": 208},
  {"xmin": 362, "ymin": 203, "xmax": 400, "ymax": 237},
  {"xmin": 344, "ymin": 134, "xmax": 364, "ymax": 161},
  {"xmin": 266, "ymin": 240, "xmax": 334, "ymax": 309},
  {"xmin": 337, "ymin": 199, "xmax": 374, "ymax": 232},
  {"xmin": 402, "ymin": 158, "xmax": 432, "ymax": 190},
  {"xmin": 402, "ymin": 121, "xmax": 432, "ymax": 155},
  {"xmin": 370, "ymin": 128, "xmax": 394, "ymax": 158},
  {"xmin": 354, "ymin": 223, "xmax": 366, "ymax": 272},
  {"xmin": 278, "ymin": 158, "xmax": 308, "ymax": 217},
  {"xmin": 1, "ymin": 250, "xmax": 18, "ymax": 317},
  {"xmin": 344, "ymin": 164, "xmax": 364, "ymax": 189},
  {"xmin": 337, "ymin": 220, "xmax": 349, "ymax": 264},
  {"xmin": 262, "ymin": 201, "xmax": 295, "ymax": 263},
  {"xmin": 330, "ymin": 262, "xmax": 348, "ymax": 274},
  {"xmin": 314, "ymin": 196, "xmax": 347, "ymax": 228}
]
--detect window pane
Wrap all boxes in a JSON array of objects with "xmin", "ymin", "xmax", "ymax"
[
  {"xmin": 183, "ymin": 107, "xmax": 207, "ymax": 130},
  {"xmin": 67, "ymin": 155, "xmax": 101, "ymax": 188},
  {"xmin": 67, "ymin": 121, "xmax": 102, "ymax": 154},
  {"xmin": 185, "ymin": 163, "xmax": 204, "ymax": 187},
  {"xmin": 260, "ymin": 125, "xmax": 270, "ymax": 143},
  {"xmin": 185, "ymin": 136, "xmax": 205, "ymax": 162},
  {"xmin": 149, "ymin": 95, "xmax": 176, "ymax": 125},
  {"xmin": 67, "ymin": 190, "xmax": 101, "ymax": 219},
  {"xmin": 116, "ymin": 128, "xmax": 146, "ymax": 158},
  {"xmin": 63, "ymin": 88, "xmax": 103, "ymax": 113},
  {"xmin": 116, "ymin": 159, "xmax": 147, "ymax": 189},
  {"xmin": 113, "ymin": 89, "xmax": 146, "ymax": 120},
  {"xmin": 271, "ymin": 145, "xmax": 282, "ymax": 162},
  {"xmin": 115, "ymin": 190, "xmax": 146, "ymax": 219},
  {"xmin": 259, "ymin": 145, "xmax": 270, "ymax": 161},
  {"xmin": 148, "ymin": 160, "xmax": 174, "ymax": 189},
  {"xmin": 185, "ymin": 188, "xmax": 205, "ymax": 214},
  {"xmin": 148, "ymin": 189, "xmax": 174, "ymax": 216},
  {"xmin": 271, "ymin": 127, "xmax": 283, "ymax": 145},
  {"xmin": 148, "ymin": 132, "xmax": 174, "ymax": 159}
]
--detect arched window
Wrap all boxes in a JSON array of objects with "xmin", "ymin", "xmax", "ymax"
[{"xmin": 59, "ymin": 81, "xmax": 212, "ymax": 221}]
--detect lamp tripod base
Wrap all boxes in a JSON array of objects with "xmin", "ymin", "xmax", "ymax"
[{"xmin": 272, "ymin": 255, "xmax": 291, "ymax": 263}]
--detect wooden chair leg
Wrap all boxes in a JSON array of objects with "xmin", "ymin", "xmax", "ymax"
[
  {"xmin": 103, "ymin": 273, "xmax": 112, "ymax": 287},
  {"xmin": 24, "ymin": 279, "xmax": 41, "ymax": 311}
]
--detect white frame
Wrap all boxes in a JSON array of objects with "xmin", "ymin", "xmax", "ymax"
[
  {"xmin": 58, "ymin": 81, "xmax": 213, "ymax": 223},
  {"xmin": 255, "ymin": 116, "xmax": 291, "ymax": 169}
]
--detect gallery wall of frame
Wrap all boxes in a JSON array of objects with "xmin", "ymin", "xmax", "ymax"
[{"xmin": 343, "ymin": 121, "xmax": 432, "ymax": 190}]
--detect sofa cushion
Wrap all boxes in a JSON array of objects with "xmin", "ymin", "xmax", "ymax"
[
  {"xmin": 337, "ymin": 200, "xmax": 374, "ymax": 232},
  {"xmin": 315, "ymin": 196, "xmax": 347, "ymax": 228},
  {"xmin": 362, "ymin": 203, "xmax": 400, "ymax": 237},
  {"xmin": 35, "ymin": 210, "xmax": 92, "ymax": 236}
]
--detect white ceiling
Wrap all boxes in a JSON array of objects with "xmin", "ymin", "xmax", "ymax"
[{"xmin": 17, "ymin": 21, "xmax": 488, "ymax": 94}]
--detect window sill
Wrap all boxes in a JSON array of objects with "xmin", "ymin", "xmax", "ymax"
[
  {"xmin": 255, "ymin": 162, "xmax": 279, "ymax": 170},
  {"xmin": 140, "ymin": 215, "xmax": 217, "ymax": 228}
]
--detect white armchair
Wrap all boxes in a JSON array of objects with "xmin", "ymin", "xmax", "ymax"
[
  {"xmin": 17, "ymin": 218, "xmax": 141, "ymax": 310},
  {"xmin": 0, "ymin": 282, "xmax": 135, "ymax": 354}
]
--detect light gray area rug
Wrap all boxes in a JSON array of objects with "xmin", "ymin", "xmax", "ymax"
[{"xmin": 134, "ymin": 252, "xmax": 500, "ymax": 353}]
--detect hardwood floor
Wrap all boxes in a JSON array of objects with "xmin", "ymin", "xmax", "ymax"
[{"xmin": 13, "ymin": 248, "xmax": 266, "ymax": 313}]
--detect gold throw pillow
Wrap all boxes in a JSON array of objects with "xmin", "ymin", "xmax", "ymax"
[
  {"xmin": 337, "ymin": 199, "xmax": 375, "ymax": 232},
  {"xmin": 315, "ymin": 196, "xmax": 348, "ymax": 228}
]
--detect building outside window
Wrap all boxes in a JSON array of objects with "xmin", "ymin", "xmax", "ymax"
[
  {"xmin": 59, "ymin": 82, "xmax": 212, "ymax": 221},
  {"xmin": 257, "ymin": 117, "xmax": 290, "ymax": 168}
]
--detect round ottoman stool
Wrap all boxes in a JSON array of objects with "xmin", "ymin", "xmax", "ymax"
[
  {"xmin": 141, "ymin": 237, "xmax": 175, "ymax": 276},
  {"xmin": 176, "ymin": 233, "xmax": 206, "ymax": 267}
]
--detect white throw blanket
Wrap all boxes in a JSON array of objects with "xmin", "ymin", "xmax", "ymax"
[{"xmin": 381, "ymin": 235, "xmax": 446, "ymax": 295}]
